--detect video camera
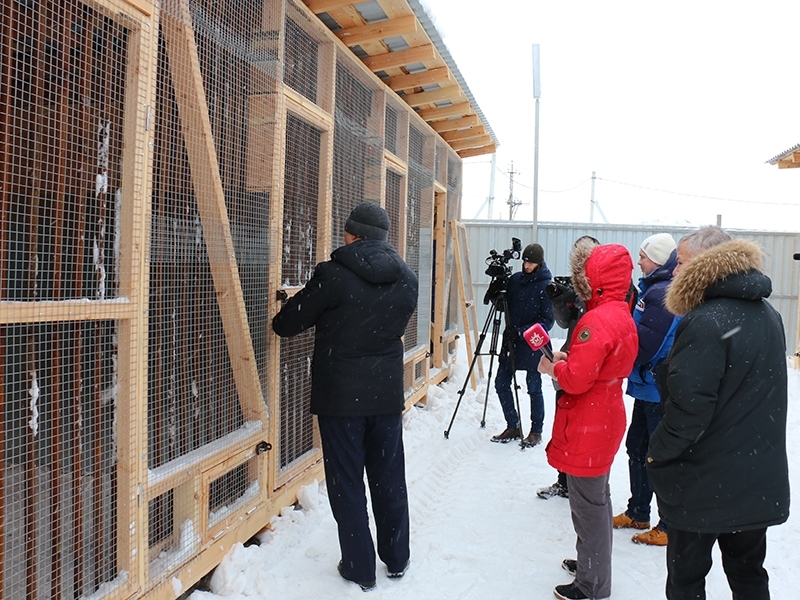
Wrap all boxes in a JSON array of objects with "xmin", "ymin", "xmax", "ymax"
[{"xmin": 483, "ymin": 237, "xmax": 522, "ymax": 305}]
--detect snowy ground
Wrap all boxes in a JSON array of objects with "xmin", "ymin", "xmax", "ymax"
[{"xmin": 189, "ymin": 339, "xmax": 800, "ymax": 600}]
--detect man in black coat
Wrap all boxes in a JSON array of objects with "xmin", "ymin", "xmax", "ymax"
[
  {"xmin": 272, "ymin": 202, "xmax": 418, "ymax": 592},
  {"xmin": 647, "ymin": 229, "xmax": 789, "ymax": 600},
  {"xmin": 490, "ymin": 243, "xmax": 554, "ymax": 447}
]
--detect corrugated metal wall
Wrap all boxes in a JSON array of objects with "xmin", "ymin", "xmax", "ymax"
[{"xmin": 464, "ymin": 221, "xmax": 800, "ymax": 352}]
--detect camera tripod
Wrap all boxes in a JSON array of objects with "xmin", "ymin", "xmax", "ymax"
[{"xmin": 443, "ymin": 289, "xmax": 524, "ymax": 443}]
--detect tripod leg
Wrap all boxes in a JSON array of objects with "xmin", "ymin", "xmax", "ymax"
[
  {"xmin": 498, "ymin": 295, "xmax": 525, "ymax": 447},
  {"xmin": 444, "ymin": 304, "xmax": 497, "ymax": 438}
]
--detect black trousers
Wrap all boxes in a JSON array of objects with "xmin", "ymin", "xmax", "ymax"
[
  {"xmin": 318, "ymin": 413, "xmax": 410, "ymax": 583},
  {"xmin": 666, "ymin": 527, "xmax": 770, "ymax": 600}
]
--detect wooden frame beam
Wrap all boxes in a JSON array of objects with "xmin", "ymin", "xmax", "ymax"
[
  {"xmin": 403, "ymin": 84, "xmax": 462, "ymax": 108},
  {"xmin": 336, "ymin": 15, "xmax": 417, "ymax": 48},
  {"xmin": 431, "ymin": 114, "xmax": 480, "ymax": 133},
  {"xmin": 362, "ymin": 44, "xmax": 436, "ymax": 71},
  {"xmin": 441, "ymin": 126, "xmax": 486, "ymax": 143},
  {"xmin": 387, "ymin": 66, "xmax": 450, "ymax": 91},
  {"xmin": 417, "ymin": 101, "xmax": 473, "ymax": 122},
  {"xmin": 304, "ymin": 0, "xmax": 356, "ymax": 13},
  {"xmin": 458, "ymin": 144, "xmax": 497, "ymax": 158},
  {"xmin": 447, "ymin": 134, "xmax": 492, "ymax": 152}
]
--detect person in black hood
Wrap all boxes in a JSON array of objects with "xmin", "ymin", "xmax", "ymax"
[
  {"xmin": 646, "ymin": 228, "xmax": 789, "ymax": 600},
  {"xmin": 490, "ymin": 242, "xmax": 554, "ymax": 447},
  {"xmin": 272, "ymin": 202, "xmax": 418, "ymax": 592}
]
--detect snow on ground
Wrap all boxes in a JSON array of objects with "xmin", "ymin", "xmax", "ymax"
[{"xmin": 189, "ymin": 339, "xmax": 800, "ymax": 600}]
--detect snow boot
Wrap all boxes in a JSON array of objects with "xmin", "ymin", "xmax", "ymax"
[
  {"xmin": 387, "ymin": 559, "xmax": 410, "ymax": 579},
  {"xmin": 553, "ymin": 582, "xmax": 589, "ymax": 599},
  {"xmin": 490, "ymin": 427, "xmax": 521, "ymax": 443},
  {"xmin": 337, "ymin": 561, "xmax": 376, "ymax": 592},
  {"xmin": 632, "ymin": 526, "xmax": 668, "ymax": 546},
  {"xmin": 612, "ymin": 512, "xmax": 650, "ymax": 530},
  {"xmin": 537, "ymin": 481, "xmax": 569, "ymax": 499}
]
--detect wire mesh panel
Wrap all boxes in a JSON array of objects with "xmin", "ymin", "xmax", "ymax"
[
  {"xmin": 277, "ymin": 112, "xmax": 322, "ymax": 469},
  {"xmin": 405, "ymin": 124, "xmax": 434, "ymax": 353},
  {"xmin": 331, "ymin": 54, "xmax": 384, "ymax": 245},
  {"xmin": 0, "ymin": 0, "xmax": 143, "ymax": 597},
  {"xmin": 386, "ymin": 170, "xmax": 403, "ymax": 252},
  {"xmin": 148, "ymin": 0, "xmax": 277, "ymax": 581},
  {"xmin": 284, "ymin": 15, "xmax": 319, "ymax": 104}
]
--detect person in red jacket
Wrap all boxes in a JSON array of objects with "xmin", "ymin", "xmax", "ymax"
[{"xmin": 539, "ymin": 241, "xmax": 639, "ymax": 600}]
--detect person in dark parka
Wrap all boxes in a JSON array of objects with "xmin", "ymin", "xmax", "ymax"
[
  {"xmin": 272, "ymin": 202, "xmax": 418, "ymax": 591},
  {"xmin": 491, "ymin": 242, "xmax": 554, "ymax": 447},
  {"xmin": 647, "ymin": 235, "xmax": 789, "ymax": 600}
]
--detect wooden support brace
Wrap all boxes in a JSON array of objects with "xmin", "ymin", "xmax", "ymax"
[{"xmin": 304, "ymin": 0, "xmax": 357, "ymax": 13}]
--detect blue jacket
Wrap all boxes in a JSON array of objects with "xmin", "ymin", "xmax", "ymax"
[
  {"xmin": 626, "ymin": 251, "xmax": 677, "ymax": 402},
  {"xmin": 499, "ymin": 263, "xmax": 554, "ymax": 371}
]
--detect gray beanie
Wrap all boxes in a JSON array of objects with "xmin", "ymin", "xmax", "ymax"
[
  {"xmin": 345, "ymin": 202, "xmax": 390, "ymax": 241},
  {"xmin": 522, "ymin": 243, "xmax": 544, "ymax": 264}
]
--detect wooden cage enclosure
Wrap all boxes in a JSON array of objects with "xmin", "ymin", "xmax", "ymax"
[{"xmin": 0, "ymin": 0, "xmax": 489, "ymax": 597}]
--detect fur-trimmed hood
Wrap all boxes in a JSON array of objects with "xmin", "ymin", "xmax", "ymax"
[
  {"xmin": 665, "ymin": 239, "xmax": 769, "ymax": 316},
  {"xmin": 570, "ymin": 241, "xmax": 633, "ymax": 308}
]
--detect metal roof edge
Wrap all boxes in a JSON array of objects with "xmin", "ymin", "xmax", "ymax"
[
  {"xmin": 406, "ymin": 0, "xmax": 499, "ymax": 148},
  {"xmin": 766, "ymin": 142, "xmax": 800, "ymax": 165}
]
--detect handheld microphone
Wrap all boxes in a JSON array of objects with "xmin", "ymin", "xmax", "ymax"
[{"xmin": 523, "ymin": 323, "xmax": 554, "ymax": 361}]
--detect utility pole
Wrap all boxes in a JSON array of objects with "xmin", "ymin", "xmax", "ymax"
[
  {"xmin": 589, "ymin": 170, "xmax": 596, "ymax": 223},
  {"xmin": 507, "ymin": 161, "xmax": 521, "ymax": 220},
  {"xmin": 532, "ymin": 44, "xmax": 541, "ymax": 241}
]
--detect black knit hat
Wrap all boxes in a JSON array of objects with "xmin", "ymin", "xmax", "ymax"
[
  {"xmin": 523, "ymin": 243, "xmax": 544, "ymax": 264},
  {"xmin": 345, "ymin": 202, "xmax": 390, "ymax": 241}
]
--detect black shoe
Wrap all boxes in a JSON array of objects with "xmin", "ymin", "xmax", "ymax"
[
  {"xmin": 387, "ymin": 559, "xmax": 410, "ymax": 579},
  {"xmin": 561, "ymin": 558, "xmax": 577, "ymax": 577},
  {"xmin": 537, "ymin": 481, "xmax": 569, "ymax": 499},
  {"xmin": 554, "ymin": 582, "xmax": 588, "ymax": 600},
  {"xmin": 521, "ymin": 431, "xmax": 542, "ymax": 448},
  {"xmin": 491, "ymin": 427, "xmax": 521, "ymax": 443},
  {"xmin": 337, "ymin": 561, "xmax": 376, "ymax": 592}
]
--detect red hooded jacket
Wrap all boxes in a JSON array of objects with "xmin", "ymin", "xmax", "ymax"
[{"xmin": 546, "ymin": 243, "xmax": 638, "ymax": 477}]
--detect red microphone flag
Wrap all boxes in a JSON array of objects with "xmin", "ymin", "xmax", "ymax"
[{"xmin": 523, "ymin": 323, "xmax": 554, "ymax": 361}]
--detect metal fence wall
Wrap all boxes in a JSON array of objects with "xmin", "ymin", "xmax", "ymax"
[
  {"xmin": 0, "ymin": 0, "xmax": 462, "ymax": 598},
  {"xmin": 464, "ymin": 221, "xmax": 800, "ymax": 352}
]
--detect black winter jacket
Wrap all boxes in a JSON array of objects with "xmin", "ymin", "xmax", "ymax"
[
  {"xmin": 499, "ymin": 263, "xmax": 554, "ymax": 371},
  {"xmin": 272, "ymin": 240, "xmax": 418, "ymax": 417},
  {"xmin": 647, "ymin": 239, "xmax": 789, "ymax": 533}
]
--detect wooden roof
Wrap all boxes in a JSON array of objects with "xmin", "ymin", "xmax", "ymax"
[
  {"xmin": 766, "ymin": 143, "xmax": 800, "ymax": 169},
  {"xmin": 302, "ymin": 0, "xmax": 498, "ymax": 158}
]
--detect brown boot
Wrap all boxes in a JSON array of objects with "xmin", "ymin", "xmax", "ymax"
[
  {"xmin": 613, "ymin": 512, "xmax": 650, "ymax": 529},
  {"xmin": 490, "ymin": 427, "xmax": 521, "ymax": 443},
  {"xmin": 521, "ymin": 431, "xmax": 542, "ymax": 448},
  {"xmin": 632, "ymin": 526, "xmax": 668, "ymax": 546}
]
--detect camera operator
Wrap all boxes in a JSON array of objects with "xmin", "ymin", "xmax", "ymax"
[{"xmin": 491, "ymin": 243, "xmax": 554, "ymax": 447}]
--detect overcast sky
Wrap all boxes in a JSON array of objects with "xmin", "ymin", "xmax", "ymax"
[{"xmin": 421, "ymin": 0, "xmax": 800, "ymax": 231}]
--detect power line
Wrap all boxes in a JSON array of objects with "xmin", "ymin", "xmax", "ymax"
[{"xmin": 597, "ymin": 177, "xmax": 800, "ymax": 207}]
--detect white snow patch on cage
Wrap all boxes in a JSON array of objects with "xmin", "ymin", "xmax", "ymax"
[
  {"xmin": 28, "ymin": 371, "xmax": 40, "ymax": 437},
  {"xmin": 149, "ymin": 519, "xmax": 198, "ymax": 579},
  {"xmin": 209, "ymin": 480, "xmax": 261, "ymax": 527}
]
